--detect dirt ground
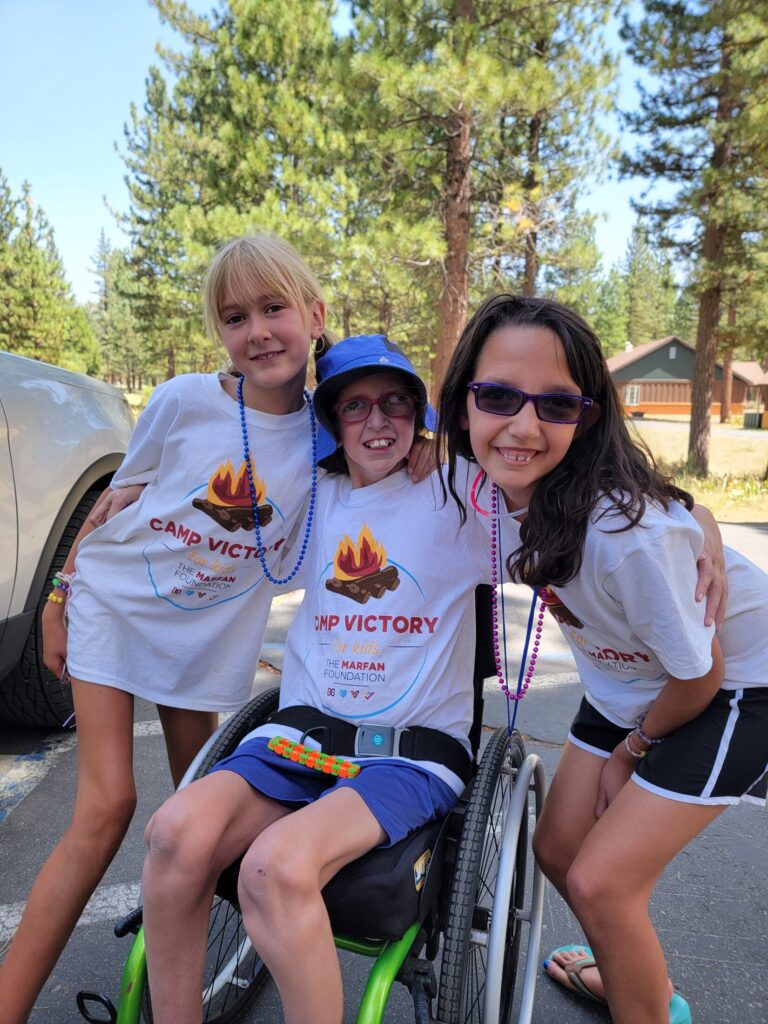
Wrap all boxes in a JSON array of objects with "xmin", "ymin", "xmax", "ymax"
[{"xmin": 630, "ymin": 416, "xmax": 768, "ymax": 521}]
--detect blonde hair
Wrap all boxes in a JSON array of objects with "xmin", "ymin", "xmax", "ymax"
[{"xmin": 202, "ymin": 234, "xmax": 332, "ymax": 351}]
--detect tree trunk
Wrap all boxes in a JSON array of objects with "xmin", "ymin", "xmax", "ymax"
[
  {"xmin": 343, "ymin": 297, "xmax": 352, "ymax": 339},
  {"xmin": 522, "ymin": 36, "xmax": 547, "ymax": 298},
  {"xmin": 166, "ymin": 343, "xmax": 176, "ymax": 381},
  {"xmin": 687, "ymin": 42, "xmax": 733, "ymax": 475},
  {"xmin": 719, "ymin": 302, "xmax": 735, "ymax": 422},
  {"xmin": 432, "ymin": 0, "xmax": 475, "ymax": 396},
  {"xmin": 688, "ymin": 266, "xmax": 723, "ymax": 475},
  {"xmin": 433, "ymin": 104, "xmax": 472, "ymax": 395},
  {"xmin": 522, "ymin": 110, "xmax": 542, "ymax": 298}
]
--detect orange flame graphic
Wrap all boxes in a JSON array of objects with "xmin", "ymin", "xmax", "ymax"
[
  {"xmin": 334, "ymin": 524, "xmax": 386, "ymax": 580},
  {"xmin": 206, "ymin": 458, "xmax": 265, "ymax": 507}
]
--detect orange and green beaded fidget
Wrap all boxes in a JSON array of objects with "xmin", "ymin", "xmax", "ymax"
[{"xmin": 268, "ymin": 735, "xmax": 360, "ymax": 779}]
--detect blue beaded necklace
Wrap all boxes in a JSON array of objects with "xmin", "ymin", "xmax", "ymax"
[{"xmin": 238, "ymin": 375, "xmax": 318, "ymax": 586}]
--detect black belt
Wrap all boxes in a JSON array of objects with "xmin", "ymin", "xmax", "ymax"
[{"xmin": 267, "ymin": 705, "xmax": 472, "ymax": 785}]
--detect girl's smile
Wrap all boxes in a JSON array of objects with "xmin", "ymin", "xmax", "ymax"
[
  {"xmin": 464, "ymin": 325, "xmax": 581, "ymax": 510},
  {"xmin": 218, "ymin": 290, "xmax": 324, "ymax": 414},
  {"xmin": 336, "ymin": 372, "xmax": 416, "ymax": 488}
]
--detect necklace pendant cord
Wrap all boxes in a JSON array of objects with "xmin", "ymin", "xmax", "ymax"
[
  {"xmin": 238, "ymin": 376, "xmax": 318, "ymax": 586},
  {"xmin": 489, "ymin": 483, "xmax": 545, "ymax": 733}
]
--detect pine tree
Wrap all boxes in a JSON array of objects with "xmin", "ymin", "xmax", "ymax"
[
  {"xmin": 622, "ymin": 0, "xmax": 768, "ymax": 473},
  {"xmin": 623, "ymin": 221, "xmax": 677, "ymax": 347},
  {"xmin": 593, "ymin": 264, "xmax": 629, "ymax": 355}
]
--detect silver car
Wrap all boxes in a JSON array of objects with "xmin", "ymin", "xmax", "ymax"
[{"xmin": 0, "ymin": 351, "xmax": 133, "ymax": 726}]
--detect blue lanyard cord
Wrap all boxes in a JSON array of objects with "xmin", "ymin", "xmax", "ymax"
[{"xmin": 510, "ymin": 584, "xmax": 541, "ymax": 733}]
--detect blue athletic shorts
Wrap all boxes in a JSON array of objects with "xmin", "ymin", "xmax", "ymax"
[
  {"xmin": 209, "ymin": 737, "xmax": 459, "ymax": 846},
  {"xmin": 568, "ymin": 689, "xmax": 768, "ymax": 807}
]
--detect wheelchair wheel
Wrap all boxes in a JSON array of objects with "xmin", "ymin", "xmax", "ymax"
[
  {"xmin": 437, "ymin": 728, "xmax": 527, "ymax": 1024},
  {"xmin": 142, "ymin": 688, "xmax": 280, "ymax": 1024}
]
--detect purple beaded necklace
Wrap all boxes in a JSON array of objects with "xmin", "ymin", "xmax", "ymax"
[
  {"xmin": 486, "ymin": 477, "xmax": 545, "ymax": 705},
  {"xmin": 238, "ymin": 375, "xmax": 318, "ymax": 586}
]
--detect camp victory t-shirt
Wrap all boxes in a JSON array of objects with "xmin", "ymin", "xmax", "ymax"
[{"xmin": 66, "ymin": 373, "xmax": 316, "ymax": 711}]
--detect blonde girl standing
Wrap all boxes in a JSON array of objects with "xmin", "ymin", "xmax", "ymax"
[{"xmin": 0, "ymin": 235, "xmax": 333, "ymax": 1023}]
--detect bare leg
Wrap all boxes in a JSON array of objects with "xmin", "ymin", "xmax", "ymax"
[
  {"xmin": 0, "ymin": 680, "xmax": 136, "ymax": 1024},
  {"xmin": 238, "ymin": 788, "xmax": 387, "ymax": 1024},
  {"xmin": 532, "ymin": 740, "xmax": 604, "ymax": 900},
  {"xmin": 142, "ymin": 771, "xmax": 291, "ymax": 1024},
  {"xmin": 565, "ymin": 781, "xmax": 724, "ymax": 1024},
  {"xmin": 156, "ymin": 704, "xmax": 219, "ymax": 787}
]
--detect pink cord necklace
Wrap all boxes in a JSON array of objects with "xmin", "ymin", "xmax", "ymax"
[{"xmin": 481, "ymin": 473, "xmax": 545, "ymax": 705}]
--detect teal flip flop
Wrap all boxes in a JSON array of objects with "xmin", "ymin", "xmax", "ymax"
[
  {"xmin": 544, "ymin": 945, "xmax": 693, "ymax": 1023},
  {"xmin": 670, "ymin": 992, "xmax": 692, "ymax": 1024},
  {"xmin": 544, "ymin": 946, "xmax": 604, "ymax": 1005}
]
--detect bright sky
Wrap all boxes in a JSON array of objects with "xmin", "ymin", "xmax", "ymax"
[{"xmin": 0, "ymin": 1, "xmax": 657, "ymax": 306}]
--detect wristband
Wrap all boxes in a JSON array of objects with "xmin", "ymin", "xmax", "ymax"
[
  {"xmin": 624, "ymin": 733, "xmax": 647, "ymax": 759},
  {"xmin": 635, "ymin": 711, "xmax": 664, "ymax": 747},
  {"xmin": 47, "ymin": 592, "xmax": 66, "ymax": 604}
]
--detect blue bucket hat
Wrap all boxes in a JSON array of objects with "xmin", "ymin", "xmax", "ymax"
[{"xmin": 313, "ymin": 334, "xmax": 437, "ymax": 439}]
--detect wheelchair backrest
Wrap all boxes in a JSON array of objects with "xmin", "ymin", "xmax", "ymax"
[{"xmin": 468, "ymin": 584, "xmax": 495, "ymax": 764}]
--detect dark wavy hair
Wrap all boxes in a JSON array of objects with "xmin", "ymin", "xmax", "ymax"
[{"xmin": 436, "ymin": 294, "xmax": 692, "ymax": 587}]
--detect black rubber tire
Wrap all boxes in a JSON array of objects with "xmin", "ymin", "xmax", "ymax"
[
  {"xmin": 0, "ymin": 488, "xmax": 102, "ymax": 728},
  {"xmin": 142, "ymin": 689, "xmax": 280, "ymax": 1024},
  {"xmin": 436, "ymin": 728, "xmax": 527, "ymax": 1024}
]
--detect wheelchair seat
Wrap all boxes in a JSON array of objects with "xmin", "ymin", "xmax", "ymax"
[{"xmin": 215, "ymin": 811, "xmax": 448, "ymax": 942}]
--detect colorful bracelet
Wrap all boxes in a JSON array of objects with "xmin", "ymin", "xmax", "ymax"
[
  {"xmin": 47, "ymin": 592, "xmax": 65, "ymax": 604},
  {"xmin": 624, "ymin": 733, "xmax": 647, "ymax": 759},
  {"xmin": 268, "ymin": 736, "xmax": 360, "ymax": 778},
  {"xmin": 635, "ymin": 711, "xmax": 664, "ymax": 747},
  {"xmin": 50, "ymin": 573, "xmax": 73, "ymax": 594}
]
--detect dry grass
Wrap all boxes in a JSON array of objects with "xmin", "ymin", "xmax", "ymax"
[{"xmin": 629, "ymin": 417, "xmax": 768, "ymax": 522}]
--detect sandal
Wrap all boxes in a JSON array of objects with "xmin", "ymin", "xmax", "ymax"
[
  {"xmin": 544, "ymin": 945, "xmax": 693, "ymax": 1023},
  {"xmin": 545, "ymin": 945, "xmax": 606, "ymax": 1006}
]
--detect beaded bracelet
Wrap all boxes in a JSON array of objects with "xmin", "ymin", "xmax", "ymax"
[
  {"xmin": 268, "ymin": 736, "xmax": 360, "ymax": 779},
  {"xmin": 47, "ymin": 592, "xmax": 65, "ymax": 604},
  {"xmin": 50, "ymin": 572, "xmax": 74, "ymax": 594},
  {"xmin": 635, "ymin": 711, "xmax": 664, "ymax": 747},
  {"xmin": 624, "ymin": 733, "xmax": 647, "ymax": 759}
]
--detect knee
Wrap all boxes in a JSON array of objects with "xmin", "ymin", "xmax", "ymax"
[
  {"xmin": 143, "ymin": 796, "xmax": 215, "ymax": 886},
  {"xmin": 565, "ymin": 860, "xmax": 619, "ymax": 926},
  {"xmin": 76, "ymin": 786, "xmax": 137, "ymax": 844},
  {"xmin": 532, "ymin": 821, "xmax": 572, "ymax": 885},
  {"xmin": 238, "ymin": 834, "xmax": 315, "ymax": 918}
]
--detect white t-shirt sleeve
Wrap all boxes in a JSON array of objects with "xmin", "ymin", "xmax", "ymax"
[
  {"xmin": 600, "ymin": 523, "xmax": 714, "ymax": 680},
  {"xmin": 111, "ymin": 381, "xmax": 180, "ymax": 488}
]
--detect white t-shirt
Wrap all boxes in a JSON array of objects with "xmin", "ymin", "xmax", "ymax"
[
  {"xmin": 502, "ymin": 496, "xmax": 768, "ymax": 727},
  {"xmin": 66, "ymin": 373, "xmax": 317, "ymax": 711},
  {"xmin": 245, "ymin": 464, "xmax": 494, "ymax": 793}
]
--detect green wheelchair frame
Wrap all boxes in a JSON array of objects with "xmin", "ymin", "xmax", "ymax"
[{"xmin": 77, "ymin": 589, "xmax": 545, "ymax": 1024}]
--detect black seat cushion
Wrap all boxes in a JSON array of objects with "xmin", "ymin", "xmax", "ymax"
[
  {"xmin": 323, "ymin": 818, "xmax": 445, "ymax": 941},
  {"xmin": 214, "ymin": 818, "xmax": 444, "ymax": 943}
]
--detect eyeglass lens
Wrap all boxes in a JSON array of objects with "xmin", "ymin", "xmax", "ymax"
[
  {"xmin": 338, "ymin": 392, "xmax": 416, "ymax": 422},
  {"xmin": 471, "ymin": 383, "xmax": 587, "ymax": 423}
]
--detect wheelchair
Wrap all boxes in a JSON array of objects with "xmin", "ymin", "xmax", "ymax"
[{"xmin": 77, "ymin": 586, "xmax": 545, "ymax": 1024}]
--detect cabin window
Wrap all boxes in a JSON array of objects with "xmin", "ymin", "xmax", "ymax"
[
  {"xmin": 625, "ymin": 385, "xmax": 640, "ymax": 406},
  {"xmin": 669, "ymin": 345, "xmax": 677, "ymax": 359}
]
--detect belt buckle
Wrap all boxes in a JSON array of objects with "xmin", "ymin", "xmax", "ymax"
[{"xmin": 354, "ymin": 725, "xmax": 405, "ymax": 757}]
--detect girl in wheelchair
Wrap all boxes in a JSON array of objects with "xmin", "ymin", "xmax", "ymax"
[
  {"xmin": 438, "ymin": 293, "xmax": 768, "ymax": 1024},
  {"xmin": 141, "ymin": 334, "xmax": 501, "ymax": 1024}
]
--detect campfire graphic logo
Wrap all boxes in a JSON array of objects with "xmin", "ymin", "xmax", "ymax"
[
  {"xmin": 540, "ymin": 585, "xmax": 583, "ymax": 629},
  {"xmin": 192, "ymin": 457, "xmax": 273, "ymax": 533},
  {"xmin": 325, "ymin": 524, "xmax": 400, "ymax": 604}
]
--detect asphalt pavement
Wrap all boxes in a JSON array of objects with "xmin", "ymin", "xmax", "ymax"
[{"xmin": 0, "ymin": 523, "xmax": 765, "ymax": 1022}]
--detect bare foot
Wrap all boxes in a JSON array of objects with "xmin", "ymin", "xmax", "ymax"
[{"xmin": 544, "ymin": 947, "xmax": 675, "ymax": 1005}]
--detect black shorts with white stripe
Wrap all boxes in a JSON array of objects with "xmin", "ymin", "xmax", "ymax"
[{"xmin": 568, "ymin": 688, "xmax": 768, "ymax": 807}]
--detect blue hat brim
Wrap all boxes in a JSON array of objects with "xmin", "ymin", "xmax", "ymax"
[{"xmin": 313, "ymin": 335, "xmax": 436, "ymax": 439}]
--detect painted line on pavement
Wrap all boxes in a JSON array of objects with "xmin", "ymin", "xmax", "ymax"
[
  {"xmin": 0, "ymin": 881, "xmax": 142, "ymax": 945},
  {"xmin": 0, "ymin": 721, "xmax": 163, "ymax": 824}
]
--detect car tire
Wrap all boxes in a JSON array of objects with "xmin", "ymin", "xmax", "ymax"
[{"xmin": 0, "ymin": 488, "xmax": 102, "ymax": 728}]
